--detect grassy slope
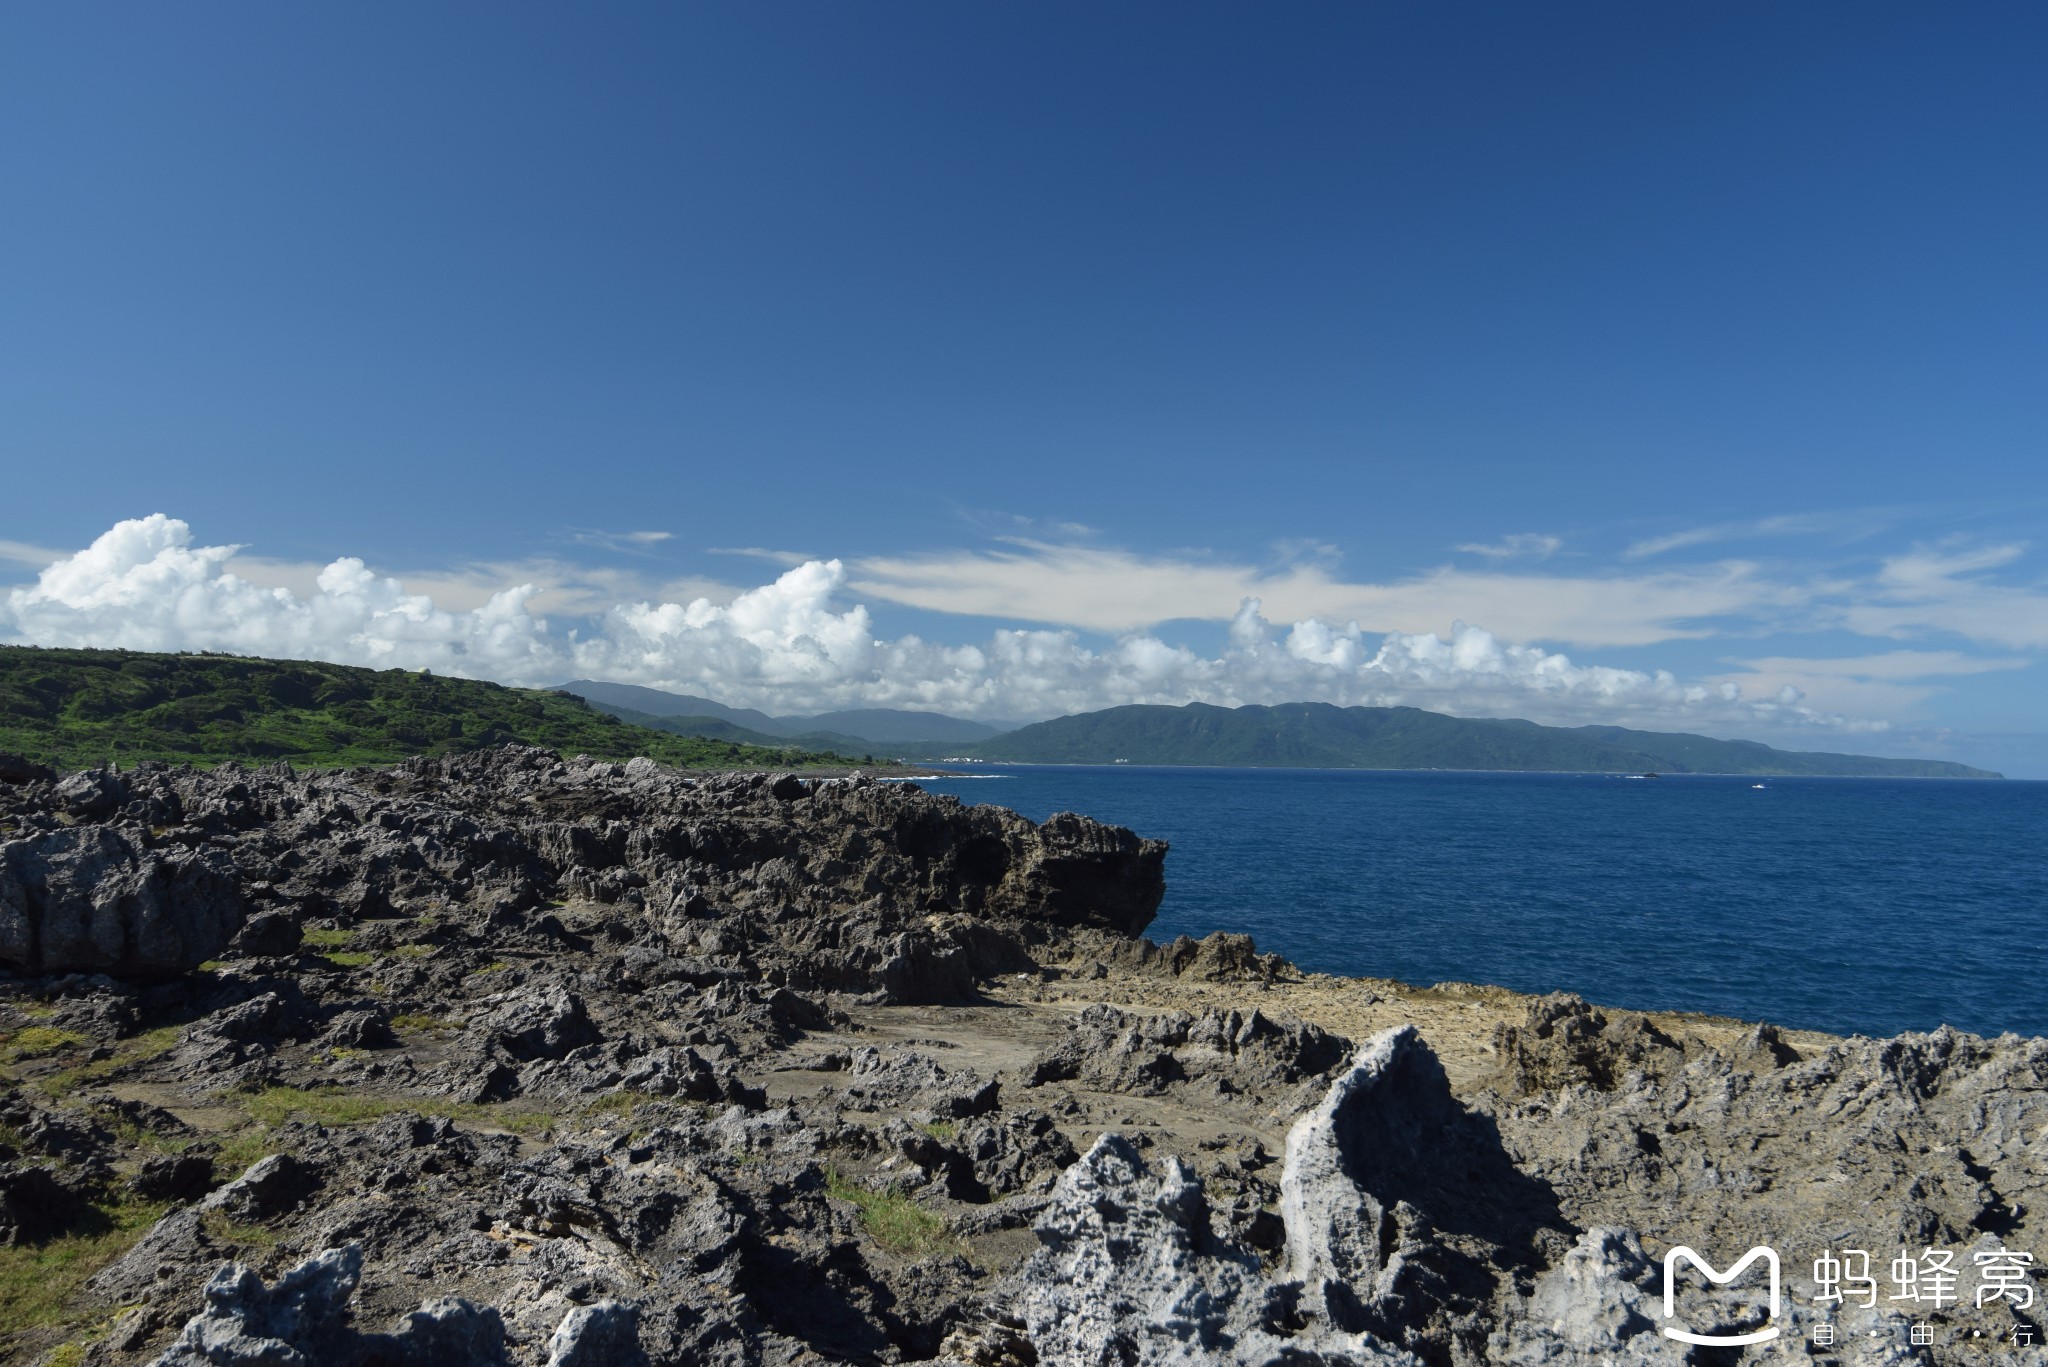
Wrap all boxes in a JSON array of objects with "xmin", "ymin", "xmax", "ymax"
[
  {"xmin": 0, "ymin": 646, "xmax": 863, "ymax": 770},
  {"xmin": 953, "ymin": 702, "xmax": 2001, "ymax": 777}
]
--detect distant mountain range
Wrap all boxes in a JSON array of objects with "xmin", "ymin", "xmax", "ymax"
[
  {"xmin": 13, "ymin": 655, "xmax": 1973, "ymax": 780},
  {"xmin": 927, "ymin": 702, "xmax": 2001, "ymax": 777},
  {"xmin": 553, "ymin": 685, "xmax": 2002, "ymax": 778},
  {"xmin": 554, "ymin": 680, "xmax": 1017, "ymax": 747}
]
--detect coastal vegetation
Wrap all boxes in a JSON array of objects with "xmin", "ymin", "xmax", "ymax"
[{"xmin": 0, "ymin": 646, "xmax": 871, "ymax": 771}]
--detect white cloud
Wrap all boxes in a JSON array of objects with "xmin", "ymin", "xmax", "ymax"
[
  {"xmin": 1721, "ymin": 650, "xmax": 2030, "ymax": 680},
  {"xmin": 0, "ymin": 516, "xmax": 1896, "ymax": 737},
  {"xmin": 564, "ymin": 528, "xmax": 675, "ymax": 553},
  {"xmin": 220, "ymin": 552, "xmax": 740, "ymax": 620},
  {"xmin": 851, "ymin": 539, "xmax": 1795, "ymax": 646},
  {"xmin": 5, "ymin": 516, "xmax": 562, "ymax": 677},
  {"xmin": 706, "ymin": 547, "xmax": 818, "ymax": 568},
  {"xmin": 1455, "ymin": 533, "xmax": 1561, "ymax": 561},
  {"xmin": 1709, "ymin": 650, "xmax": 2031, "ymax": 723},
  {"xmin": 1839, "ymin": 542, "xmax": 2048, "ymax": 649},
  {"xmin": 0, "ymin": 539, "xmax": 66, "ymax": 570},
  {"xmin": 1624, "ymin": 512, "xmax": 1845, "ymax": 560}
]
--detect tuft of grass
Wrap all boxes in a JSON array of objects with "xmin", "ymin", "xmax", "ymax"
[
  {"xmin": 14, "ymin": 1001, "xmax": 59, "ymax": 1020},
  {"xmin": 42, "ymin": 1024, "xmax": 185, "ymax": 1098},
  {"xmin": 235, "ymin": 1086, "xmax": 558, "ymax": 1138},
  {"xmin": 471, "ymin": 961, "xmax": 512, "ymax": 977},
  {"xmin": 300, "ymin": 926, "xmax": 353, "ymax": 949},
  {"xmin": 391, "ymin": 1013, "xmax": 464, "ymax": 1033},
  {"xmin": 319, "ymin": 951, "xmax": 374, "ymax": 969},
  {"xmin": 918, "ymin": 1119, "xmax": 956, "ymax": 1141},
  {"xmin": 824, "ymin": 1170, "xmax": 960, "ymax": 1258},
  {"xmin": 2, "ymin": 1026, "xmax": 88, "ymax": 1062},
  {"xmin": 579, "ymin": 1091, "xmax": 652, "ymax": 1122},
  {"xmin": 94, "ymin": 1106, "xmax": 192, "ymax": 1157},
  {"xmin": 212, "ymin": 1132, "xmax": 277, "ymax": 1174},
  {"xmin": 241, "ymin": 1086, "xmax": 399, "ymax": 1128},
  {"xmin": 388, "ymin": 943, "xmax": 436, "ymax": 959},
  {"xmin": 195, "ymin": 959, "xmax": 226, "ymax": 972},
  {"xmin": 0, "ymin": 1193, "xmax": 171, "ymax": 1333}
]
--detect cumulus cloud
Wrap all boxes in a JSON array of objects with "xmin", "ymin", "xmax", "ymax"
[
  {"xmin": 0, "ymin": 516, "xmax": 1892, "ymax": 736},
  {"xmin": 4, "ymin": 516, "xmax": 562, "ymax": 677},
  {"xmin": 219, "ymin": 552, "xmax": 739, "ymax": 619}
]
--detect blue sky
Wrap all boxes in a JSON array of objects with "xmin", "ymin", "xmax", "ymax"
[{"xmin": 3, "ymin": 4, "xmax": 2044, "ymax": 772}]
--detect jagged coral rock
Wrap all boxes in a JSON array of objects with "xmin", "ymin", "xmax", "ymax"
[
  {"xmin": 0, "ymin": 824, "xmax": 249, "ymax": 976},
  {"xmin": 149, "ymin": 1243, "xmax": 511, "ymax": 1366}
]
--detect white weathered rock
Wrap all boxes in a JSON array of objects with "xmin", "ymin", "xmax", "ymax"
[
  {"xmin": 1486, "ymin": 1227, "xmax": 1689, "ymax": 1363},
  {"xmin": 992, "ymin": 1129, "xmax": 1417, "ymax": 1365},
  {"xmin": 1279, "ymin": 1024, "xmax": 1460, "ymax": 1336}
]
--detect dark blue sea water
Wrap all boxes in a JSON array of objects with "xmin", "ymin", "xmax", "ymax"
[{"xmin": 912, "ymin": 767, "xmax": 2048, "ymax": 1040}]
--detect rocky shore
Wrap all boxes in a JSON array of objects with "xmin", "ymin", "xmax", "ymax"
[{"xmin": 1, "ymin": 746, "xmax": 2042, "ymax": 1365}]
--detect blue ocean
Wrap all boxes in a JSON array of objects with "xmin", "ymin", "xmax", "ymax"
[{"xmin": 913, "ymin": 766, "xmax": 2048, "ymax": 1040}]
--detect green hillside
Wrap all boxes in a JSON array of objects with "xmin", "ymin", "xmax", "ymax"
[
  {"xmin": 0, "ymin": 646, "xmax": 866, "ymax": 771},
  {"xmin": 940, "ymin": 701, "xmax": 2001, "ymax": 777}
]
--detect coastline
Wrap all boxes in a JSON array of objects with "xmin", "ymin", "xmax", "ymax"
[
  {"xmin": 2, "ymin": 747, "xmax": 2040, "ymax": 1365},
  {"xmin": 915, "ymin": 759, "xmax": 2015, "ymax": 779}
]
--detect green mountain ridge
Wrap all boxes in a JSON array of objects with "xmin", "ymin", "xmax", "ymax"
[
  {"xmin": 902, "ymin": 702, "xmax": 2001, "ymax": 778},
  {"xmin": 0, "ymin": 647, "xmax": 869, "ymax": 771}
]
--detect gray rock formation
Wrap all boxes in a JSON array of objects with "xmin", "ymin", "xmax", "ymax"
[
  {"xmin": 1028, "ymin": 1002, "xmax": 1349, "ymax": 1103},
  {"xmin": 978, "ymin": 1131, "xmax": 1400, "ymax": 1366},
  {"xmin": 544, "ymin": 1301, "xmax": 645, "ymax": 1367},
  {"xmin": 2, "ymin": 746, "xmax": 1164, "ymax": 997},
  {"xmin": 979, "ymin": 1026, "xmax": 1574, "ymax": 1365},
  {"xmin": 0, "ymin": 824, "xmax": 248, "ymax": 976},
  {"xmin": 150, "ymin": 1243, "xmax": 510, "ymax": 1366}
]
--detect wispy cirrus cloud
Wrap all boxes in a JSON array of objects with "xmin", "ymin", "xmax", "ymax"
[
  {"xmin": 1839, "ymin": 542, "xmax": 2048, "ymax": 650},
  {"xmin": 1722, "ymin": 649, "xmax": 2030, "ymax": 680},
  {"xmin": 707, "ymin": 547, "xmax": 818, "ymax": 568},
  {"xmin": 563, "ymin": 528, "xmax": 675, "ymax": 555},
  {"xmin": 1711, "ymin": 648, "xmax": 2033, "ymax": 723},
  {"xmin": 1624, "ymin": 512, "xmax": 1853, "ymax": 560},
  {"xmin": 1455, "ymin": 533, "xmax": 1561, "ymax": 561},
  {"xmin": 850, "ymin": 539, "xmax": 1797, "ymax": 646},
  {"xmin": 0, "ymin": 539, "xmax": 66, "ymax": 570}
]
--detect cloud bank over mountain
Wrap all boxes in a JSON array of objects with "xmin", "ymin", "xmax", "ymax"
[{"xmin": 0, "ymin": 516, "xmax": 1900, "ymax": 735}]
